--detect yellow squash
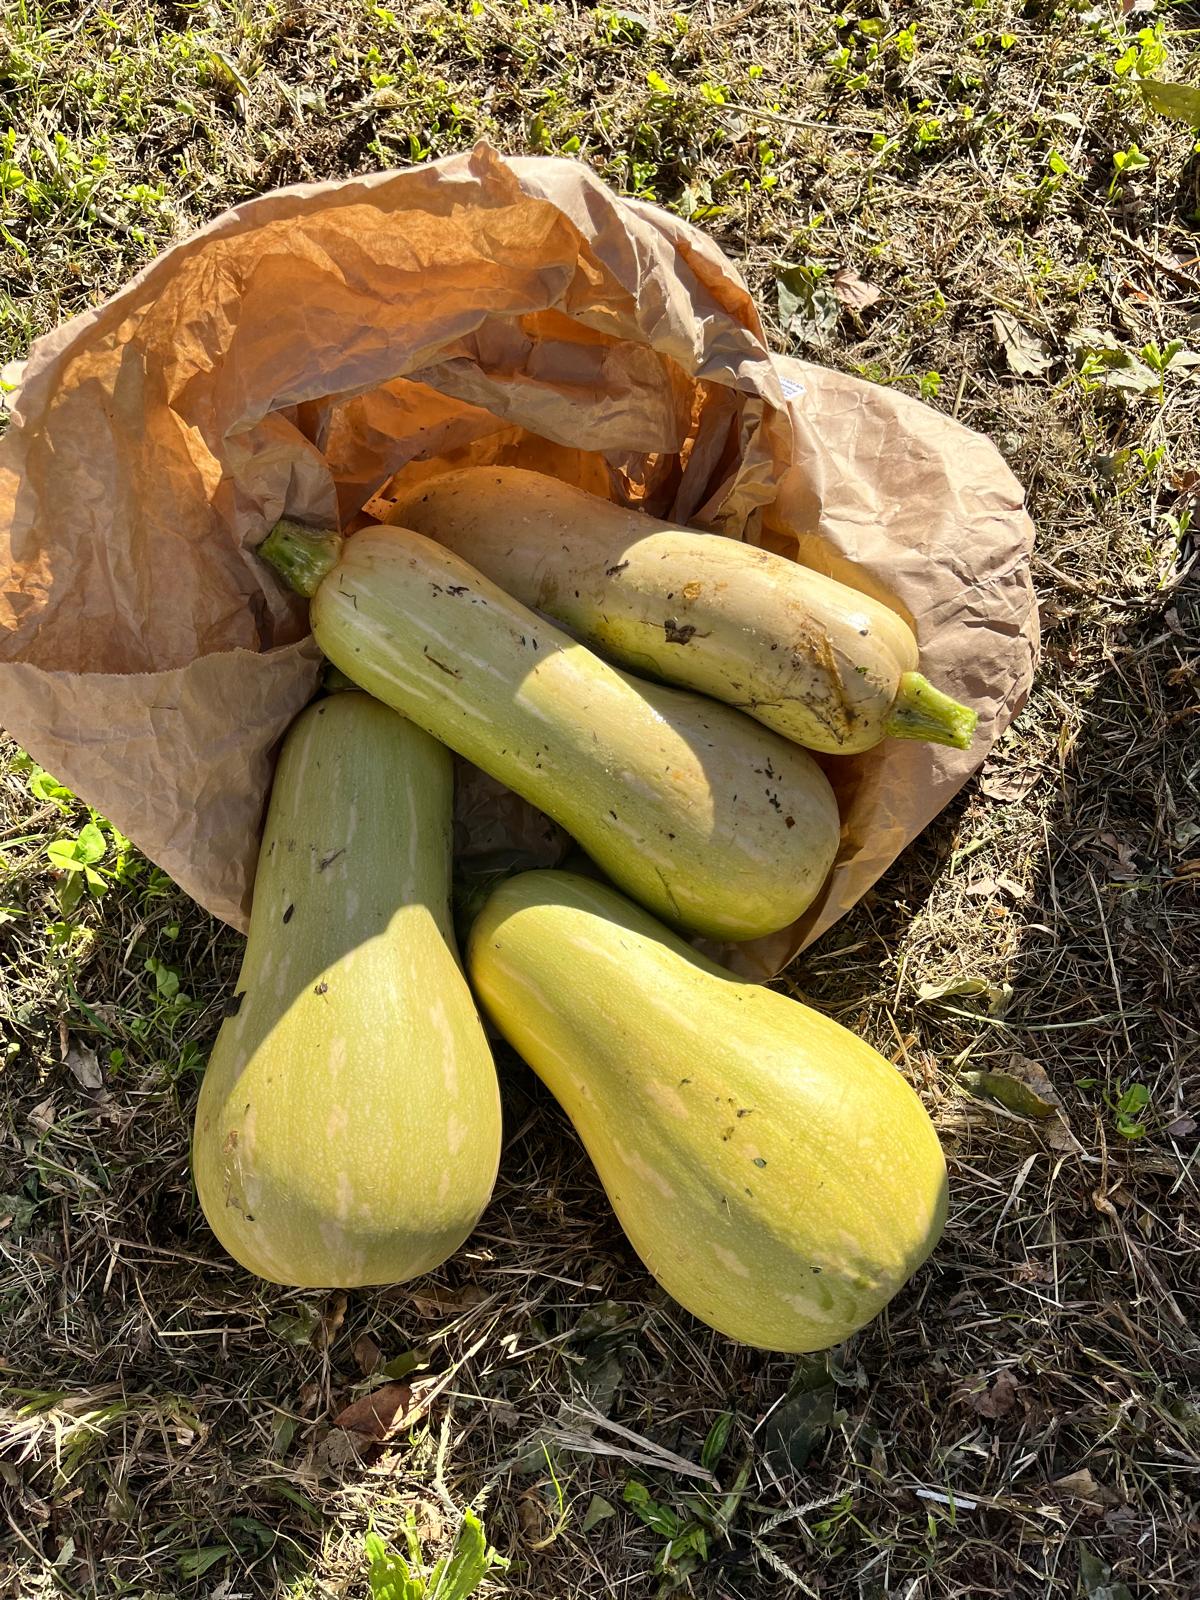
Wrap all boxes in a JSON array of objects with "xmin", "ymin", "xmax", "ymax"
[
  {"xmin": 387, "ymin": 466, "xmax": 977, "ymax": 754},
  {"xmin": 193, "ymin": 692, "xmax": 501, "ymax": 1287},
  {"xmin": 468, "ymin": 869, "xmax": 948, "ymax": 1352},
  {"xmin": 260, "ymin": 521, "xmax": 840, "ymax": 942}
]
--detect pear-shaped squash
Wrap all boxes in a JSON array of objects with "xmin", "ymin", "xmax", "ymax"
[
  {"xmin": 467, "ymin": 870, "xmax": 947, "ymax": 1352},
  {"xmin": 193, "ymin": 692, "xmax": 501, "ymax": 1287}
]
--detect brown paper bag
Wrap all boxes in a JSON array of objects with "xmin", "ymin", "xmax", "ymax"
[{"xmin": 0, "ymin": 144, "xmax": 1037, "ymax": 978}]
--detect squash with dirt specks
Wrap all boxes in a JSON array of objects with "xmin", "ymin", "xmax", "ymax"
[
  {"xmin": 192, "ymin": 691, "xmax": 501, "ymax": 1288},
  {"xmin": 467, "ymin": 869, "xmax": 948, "ymax": 1353},
  {"xmin": 259, "ymin": 521, "xmax": 841, "ymax": 943},
  {"xmin": 385, "ymin": 466, "xmax": 977, "ymax": 755}
]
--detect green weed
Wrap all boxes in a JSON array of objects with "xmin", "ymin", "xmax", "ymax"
[{"xmin": 364, "ymin": 1508, "xmax": 506, "ymax": 1600}]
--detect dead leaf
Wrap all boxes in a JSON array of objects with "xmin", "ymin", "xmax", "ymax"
[
  {"xmin": 979, "ymin": 757, "xmax": 1043, "ymax": 803},
  {"xmin": 963, "ymin": 874, "xmax": 1027, "ymax": 900},
  {"xmin": 992, "ymin": 311, "xmax": 1053, "ymax": 377},
  {"xmin": 970, "ymin": 1368, "xmax": 1020, "ymax": 1419},
  {"xmin": 315, "ymin": 1292, "xmax": 347, "ymax": 1350},
  {"xmin": 960, "ymin": 1067, "xmax": 1058, "ymax": 1120},
  {"xmin": 832, "ymin": 266, "xmax": 881, "ymax": 312},
  {"xmin": 352, "ymin": 1334, "xmax": 383, "ymax": 1376},
  {"xmin": 1139, "ymin": 79, "xmax": 1200, "ymax": 129},
  {"xmin": 1166, "ymin": 1116, "xmax": 1197, "ymax": 1140},
  {"xmin": 962, "ymin": 1056, "xmax": 1081, "ymax": 1153},
  {"xmin": 489, "ymin": 1398, "xmax": 521, "ymax": 1432},
  {"xmin": 1053, "ymin": 1467, "xmax": 1119, "ymax": 1507},
  {"xmin": 332, "ymin": 1380, "xmax": 431, "ymax": 1442},
  {"xmin": 404, "ymin": 1283, "xmax": 489, "ymax": 1319},
  {"xmin": 1097, "ymin": 831, "xmax": 1139, "ymax": 878},
  {"xmin": 917, "ymin": 976, "xmax": 1013, "ymax": 1015},
  {"xmin": 518, "ymin": 1492, "xmax": 553, "ymax": 1546},
  {"xmin": 313, "ymin": 1428, "xmax": 368, "ymax": 1477},
  {"xmin": 63, "ymin": 1039, "xmax": 102, "ymax": 1091},
  {"xmin": 1009, "ymin": 1055, "xmax": 1084, "ymax": 1153},
  {"xmin": 1006, "ymin": 1054, "xmax": 1063, "ymax": 1104},
  {"xmin": 28, "ymin": 1096, "xmax": 56, "ymax": 1134}
]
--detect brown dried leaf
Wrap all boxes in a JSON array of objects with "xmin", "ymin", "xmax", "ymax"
[
  {"xmin": 332, "ymin": 1380, "xmax": 430, "ymax": 1442},
  {"xmin": 970, "ymin": 1368, "xmax": 1020, "ymax": 1419},
  {"xmin": 28, "ymin": 1096, "xmax": 56, "ymax": 1134},
  {"xmin": 64, "ymin": 1039, "xmax": 102, "ymax": 1091},
  {"xmin": 980, "ymin": 758, "xmax": 1043, "ymax": 803},
  {"xmin": 1053, "ymin": 1468, "xmax": 1119, "ymax": 1507},
  {"xmin": 1097, "ymin": 831, "xmax": 1139, "ymax": 878},
  {"xmin": 963, "ymin": 874, "xmax": 1027, "ymax": 900},
  {"xmin": 313, "ymin": 1428, "xmax": 368, "ymax": 1477},
  {"xmin": 992, "ymin": 311, "xmax": 1054, "ymax": 377},
  {"xmin": 832, "ymin": 266, "xmax": 881, "ymax": 312},
  {"xmin": 518, "ymin": 1492, "xmax": 552, "ymax": 1546},
  {"xmin": 352, "ymin": 1334, "xmax": 384, "ymax": 1376},
  {"xmin": 404, "ymin": 1283, "xmax": 489, "ymax": 1319},
  {"xmin": 1006, "ymin": 1054, "xmax": 1062, "ymax": 1106},
  {"xmin": 314, "ymin": 1292, "xmax": 347, "ymax": 1350}
]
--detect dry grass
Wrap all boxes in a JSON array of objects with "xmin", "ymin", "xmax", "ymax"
[{"xmin": 2, "ymin": 0, "xmax": 1199, "ymax": 1597}]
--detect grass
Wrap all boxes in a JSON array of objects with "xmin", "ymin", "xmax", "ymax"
[{"xmin": 2, "ymin": 0, "xmax": 1199, "ymax": 1596}]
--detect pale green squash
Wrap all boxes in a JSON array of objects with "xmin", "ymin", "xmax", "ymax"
[
  {"xmin": 467, "ymin": 869, "xmax": 948, "ymax": 1353},
  {"xmin": 260, "ymin": 522, "xmax": 840, "ymax": 943},
  {"xmin": 386, "ymin": 466, "xmax": 977, "ymax": 754},
  {"xmin": 192, "ymin": 692, "xmax": 501, "ymax": 1287}
]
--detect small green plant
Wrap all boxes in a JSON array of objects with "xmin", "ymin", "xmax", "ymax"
[
  {"xmin": 1112, "ymin": 24, "xmax": 1169, "ymax": 81},
  {"xmin": 1108, "ymin": 143, "xmax": 1150, "ymax": 200},
  {"xmin": 364, "ymin": 1508, "xmax": 506, "ymax": 1600},
  {"xmin": 28, "ymin": 765, "xmax": 75, "ymax": 813},
  {"xmin": 1109, "ymin": 1082, "xmax": 1150, "ymax": 1140},
  {"xmin": 621, "ymin": 1413, "xmax": 751, "ymax": 1595},
  {"xmin": 46, "ymin": 821, "xmax": 108, "ymax": 914},
  {"xmin": 1140, "ymin": 340, "xmax": 1185, "ymax": 404},
  {"xmin": 144, "ymin": 954, "xmax": 183, "ymax": 1001}
]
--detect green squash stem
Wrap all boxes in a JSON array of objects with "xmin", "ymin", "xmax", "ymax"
[
  {"xmin": 259, "ymin": 519, "xmax": 343, "ymax": 597},
  {"xmin": 884, "ymin": 672, "xmax": 978, "ymax": 751}
]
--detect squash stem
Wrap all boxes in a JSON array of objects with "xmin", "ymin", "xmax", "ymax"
[
  {"xmin": 885, "ymin": 672, "xmax": 978, "ymax": 751},
  {"xmin": 259, "ymin": 519, "xmax": 343, "ymax": 597}
]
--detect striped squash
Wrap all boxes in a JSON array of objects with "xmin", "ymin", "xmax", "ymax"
[
  {"xmin": 260, "ymin": 522, "xmax": 841, "ymax": 943},
  {"xmin": 192, "ymin": 691, "xmax": 501, "ymax": 1287},
  {"xmin": 468, "ymin": 869, "xmax": 948, "ymax": 1353},
  {"xmin": 387, "ymin": 466, "xmax": 977, "ymax": 754}
]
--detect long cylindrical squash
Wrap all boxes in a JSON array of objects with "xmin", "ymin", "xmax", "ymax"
[
  {"xmin": 260, "ymin": 522, "xmax": 841, "ymax": 943},
  {"xmin": 384, "ymin": 466, "xmax": 976, "ymax": 755},
  {"xmin": 467, "ymin": 869, "xmax": 948, "ymax": 1353},
  {"xmin": 192, "ymin": 692, "xmax": 501, "ymax": 1288}
]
